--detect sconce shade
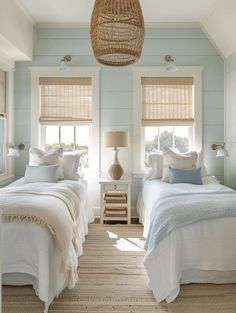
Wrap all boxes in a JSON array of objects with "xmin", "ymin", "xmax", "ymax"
[
  {"xmin": 8, "ymin": 148, "xmax": 20, "ymax": 157},
  {"xmin": 216, "ymin": 148, "xmax": 229, "ymax": 158},
  {"xmin": 211, "ymin": 143, "xmax": 229, "ymax": 158},
  {"xmin": 165, "ymin": 55, "xmax": 177, "ymax": 72},
  {"xmin": 90, "ymin": 0, "xmax": 145, "ymax": 66},
  {"xmin": 104, "ymin": 131, "xmax": 129, "ymax": 148},
  {"xmin": 59, "ymin": 55, "xmax": 72, "ymax": 71}
]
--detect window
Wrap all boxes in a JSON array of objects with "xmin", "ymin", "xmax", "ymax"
[
  {"xmin": 39, "ymin": 77, "xmax": 92, "ymax": 169},
  {"xmin": 0, "ymin": 117, "xmax": 6, "ymax": 174},
  {"xmin": 142, "ymin": 76, "xmax": 194, "ymax": 159},
  {"xmin": 132, "ymin": 67, "xmax": 203, "ymax": 173},
  {"xmin": 44, "ymin": 125, "xmax": 89, "ymax": 168},
  {"xmin": 0, "ymin": 70, "xmax": 6, "ymax": 175},
  {"xmin": 145, "ymin": 126, "xmax": 192, "ymax": 160},
  {"xmin": 31, "ymin": 67, "xmax": 100, "ymax": 211}
]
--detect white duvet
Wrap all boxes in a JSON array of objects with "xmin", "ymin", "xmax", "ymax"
[
  {"xmin": 140, "ymin": 178, "xmax": 236, "ymax": 303},
  {"xmin": 2, "ymin": 178, "xmax": 93, "ymax": 312}
]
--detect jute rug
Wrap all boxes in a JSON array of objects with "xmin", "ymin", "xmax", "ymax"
[{"xmin": 3, "ymin": 224, "xmax": 236, "ymax": 313}]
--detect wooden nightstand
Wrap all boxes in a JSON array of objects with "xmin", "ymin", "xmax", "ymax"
[{"xmin": 99, "ymin": 177, "xmax": 132, "ymax": 224}]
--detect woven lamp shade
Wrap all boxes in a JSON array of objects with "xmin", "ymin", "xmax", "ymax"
[{"xmin": 90, "ymin": 0, "xmax": 145, "ymax": 67}]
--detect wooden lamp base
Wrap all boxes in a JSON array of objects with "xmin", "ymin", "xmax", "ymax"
[{"xmin": 108, "ymin": 163, "xmax": 124, "ymax": 180}]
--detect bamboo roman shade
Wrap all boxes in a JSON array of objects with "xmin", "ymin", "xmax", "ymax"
[
  {"xmin": 141, "ymin": 77, "xmax": 194, "ymax": 127},
  {"xmin": 0, "ymin": 70, "xmax": 6, "ymax": 117},
  {"xmin": 39, "ymin": 77, "xmax": 92, "ymax": 124}
]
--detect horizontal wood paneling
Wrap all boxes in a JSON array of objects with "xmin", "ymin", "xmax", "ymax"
[{"xmin": 14, "ymin": 27, "xmax": 225, "ymax": 212}]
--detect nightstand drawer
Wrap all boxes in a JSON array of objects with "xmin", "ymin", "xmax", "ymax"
[
  {"xmin": 104, "ymin": 184, "xmax": 128, "ymax": 191},
  {"xmin": 99, "ymin": 177, "xmax": 132, "ymax": 224}
]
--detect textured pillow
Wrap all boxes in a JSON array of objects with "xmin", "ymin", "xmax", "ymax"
[
  {"xmin": 162, "ymin": 149, "xmax": 198, "ymax": 182},
  {"xmin": 183, "ymin": 150, "xmax": 208, "ymax": 177},
  {"xmin": 63, "ymin": 152, "xmax": 81, "ymax": 180},
  {"xmin": 197, "ymin": 150, "xmax": 208, "ymax": 177},
  {"xmin": 29, "ymin": 147, "xmax": 64, "ymax": 179},
  {"xmin": 169, "ymin": 167, "xmax": 203, "ymax": 185},
  {"xmin": 24, "ymin": 165, "xmax": 59, "ymax": 183},
  {"xmin": 145, "ymin": 152, "xmax": 163, "ymax": 180}
]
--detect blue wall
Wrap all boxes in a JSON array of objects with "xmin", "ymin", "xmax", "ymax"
[{"xmin": 14, "ymin": 27, "xmax": 224, "ymax": 211}]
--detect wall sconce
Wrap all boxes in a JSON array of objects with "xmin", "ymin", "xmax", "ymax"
[
  {"xmin": 165, "ymin": 55, "xmax": 177, "ymax": 72},
  {"xmin": 8, "ymin": 143, "xmax": 25, "ymax": 158},
  {"xmin": 59, "ymin": 54, "xmax": 72, "ymax": 71},
  {"xmin": 211, "ymin": 143, "xmax": 229, "ymax": 158}
]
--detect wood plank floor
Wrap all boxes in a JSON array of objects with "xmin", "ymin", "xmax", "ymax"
[{"xmin": 3, "ymin": 224, "xmax": 236, "ymax": 313}]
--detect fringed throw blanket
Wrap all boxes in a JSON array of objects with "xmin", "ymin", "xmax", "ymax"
[{"xmin": 0, "ymin": 181, "xmax": 82, "ymax": 288}]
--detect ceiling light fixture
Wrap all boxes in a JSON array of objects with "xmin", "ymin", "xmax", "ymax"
[
  {"xmin": 59, "ymin": 55, "xmax": 72, "ymax": 71},
  {"xmin": 90, "ymin": 0, "xmax": 145, "ymax": 67},
  {"xmin": 165, "ymin": 55, "xmax": 177, "ymax": 72}
]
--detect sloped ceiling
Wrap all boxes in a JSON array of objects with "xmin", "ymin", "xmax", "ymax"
[
  {"xmin": 17, "ymin": 0, "xmax": 218, "ymax": 24},
  {"xmin": 201, "ymin": 0, "xmax": 236, "ymax": 59},
  {"xmin": 11, "ymin": 0, "xmax": 236, "ymax": 60}
]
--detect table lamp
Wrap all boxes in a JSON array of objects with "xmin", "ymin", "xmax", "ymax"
[{"xmin": 104, "ymin": 131, "xmax": 129, "ymax": 180}]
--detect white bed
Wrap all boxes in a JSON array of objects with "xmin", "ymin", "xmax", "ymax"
[
  {"xmin": 2, "ymin": 178, "xmax": 93, "ymax": 313},
  {"xmin": 139, "ymin": 177, "xmax": 236, "ymax": 303}
]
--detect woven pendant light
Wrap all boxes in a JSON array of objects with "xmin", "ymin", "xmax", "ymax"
[{"xmin": 90, "ymin": 0, "xmax": 145, "ymax": 67}]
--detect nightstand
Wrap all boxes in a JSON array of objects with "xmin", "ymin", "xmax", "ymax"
[{"xmin": 99, "ymin": 177, "xmax": 132, "ymax": 224}]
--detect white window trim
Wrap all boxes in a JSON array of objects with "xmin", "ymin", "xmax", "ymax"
[
  {"xmin": 0, "ymin": 65, "xmax": 14, "ymax": 184},
  {"xmin": 30, "ymin": 66, "xmax": 101, "ymax": 177},
  {"xmin": 132, "ymin": 66, "xmax": 203, "ymax": 174}
]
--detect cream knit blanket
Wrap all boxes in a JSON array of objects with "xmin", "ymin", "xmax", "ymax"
[{"xmin": 0, "ymin": 181, "xmax": 82, "ymax": 288}]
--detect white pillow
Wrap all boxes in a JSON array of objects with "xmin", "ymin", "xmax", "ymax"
[
  {"xmin": 63, "ymin": 152, "xmax": 81, "ymax": 180},
  {"xmin": 29, "ymin": 147, "xmax": 64, "ymax": 179},
  {"xmin": 145, "ymin": 152, "xmax": 163, "ymax": 180},
  {"xmin": 162, "ymin": 149, "xmax": 198, "ymax": 182},
  {"xmin": 197, "ymin": 150, "xmax": 208, "ymax": 177},
  {"xmin": 24, "ymin": 165, "xmax": 59, "ymax": 183}
]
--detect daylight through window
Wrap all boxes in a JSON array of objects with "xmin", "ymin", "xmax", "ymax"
[
  {"xmin": 39, "ymin": 77, "xmax": 92, "ymax": 168},
  {"xmin": 141, "ymin": 76, "xmax": 194, "ymax": 159}
]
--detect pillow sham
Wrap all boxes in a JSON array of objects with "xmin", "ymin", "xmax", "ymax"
[
  {"xmin": 196, "ymin": 150, "xmax": 208, "ymax": 177},
  {"xmin": 24, "ymin": 165, "xmax": 59, "ymax": 183},
  {"xmin": 162, "ymin": 149, "xmax": 198, "ymax": 182},
  {"xmin": 29, "ymin": 147, "xmax": 64, "ymax": 179},
  {"xmin": 63, "ymin": 152, "xmax": 81, "ymax": 180},
  {"xmin": 169, "ymin": 167, "xmax": 202, "ymax": 185},
  {"xmin": 145, "ymin": 152, "xmax": 163, "ymax": 180}
]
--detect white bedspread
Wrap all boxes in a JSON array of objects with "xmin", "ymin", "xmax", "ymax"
[
  {"xmin": 141, "ymin": 178, "xmax": 236, "ymax": 303},
  {"xmin": 2, "ymin": 178, "xmax": 93, "ymax": 311}
]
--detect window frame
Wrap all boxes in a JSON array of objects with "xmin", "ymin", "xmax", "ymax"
[
  {"xmin": 132, "ymin": 66, "xmax": 203, "ymax": 174},
  {"xmin": 144, "ymin": 125, "xmax": 193, "ymax": 158},
  {"xmin": 30, "ymin": 66, "xmax": 100, "ymax": 179},
  {"xmin": 0, "ymin": 68, "xmax": 14, "ymax": 185},
  {"xmin": 41, "ymin": 124, "xmax": 91, "ymax": 168}
]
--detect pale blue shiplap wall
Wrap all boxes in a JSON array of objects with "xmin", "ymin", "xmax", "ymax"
[
  {"xmin": 225, "ymin": 51, "xmax": 236, "ymax": 189},
  {"xmin": 14, "ymin": 27, "xmax": 224, "ymax": 214}
]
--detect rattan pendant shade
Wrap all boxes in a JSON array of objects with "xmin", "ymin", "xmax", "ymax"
[{"xmin": 90, "ymin": 0, "xmax": 145, "ymax": 66}]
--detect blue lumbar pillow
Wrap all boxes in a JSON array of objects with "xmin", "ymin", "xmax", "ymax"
[{"xmin": 169, "ymin": 167, "xmax": 202, "ymax": 185}]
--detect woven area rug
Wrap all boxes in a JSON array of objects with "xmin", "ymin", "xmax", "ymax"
[
  {"xmin": 168, "ymin": 283, "xmax": 236, "ymax": 313},
  {"xmin": 3, "ymin": 224, "xmax": 236, "ymax": 313}
]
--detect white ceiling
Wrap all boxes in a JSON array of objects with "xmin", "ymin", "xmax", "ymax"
[
  {"xmin": 15, "ymin": 0, "xmax": 236, "ymax": 59},
  {"xmin": 17, "ymin": 0, "xmax": 219, "ymax": 24}
]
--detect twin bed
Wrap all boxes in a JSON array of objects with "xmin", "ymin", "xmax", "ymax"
[
  {"xmin": 2, "ymin": 146, "xmax": 236, "ymax": 311},
  {"xmin": 139, "ymin": 150, "xmax": 236, "ymax": 303},
  {"xmin": 1, "ymin": 148, "xmax": 93, "ymax": 313}
]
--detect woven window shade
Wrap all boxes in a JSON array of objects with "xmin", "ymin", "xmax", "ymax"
[
  {"xmin": 39, "ymin": 77, "xmax": 92, "ymax": 125},
  {"xmin": 0, "ymin": 70, "xmax": 6, "ymax": 117},
  {"xmin": 141, "ymin": 77, "xmax": 194, "ymax": 127}
]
